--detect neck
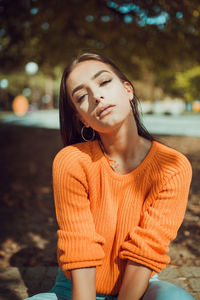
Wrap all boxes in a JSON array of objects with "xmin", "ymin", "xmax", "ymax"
[{"xmin": 99, "ymin": 113, "xmax": 141, "ymax": 162}]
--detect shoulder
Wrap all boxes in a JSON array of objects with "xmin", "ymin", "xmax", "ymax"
[
  {"xmin": 153, "ymin": 140, "xmax": 192, "ymax": 180},
  {"xmin": 52, "ymin": 140, "xmax": 97, "ymax": 173}
]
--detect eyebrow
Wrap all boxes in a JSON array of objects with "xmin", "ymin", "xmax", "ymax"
[{"xmin": 71, "ymin": 70, "xmax": 111, "ymax": 97}]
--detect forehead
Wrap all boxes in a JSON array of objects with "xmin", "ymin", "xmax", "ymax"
[{"xmin": 67, "ymin": 60, "xmax": 115, "ymax": 88}]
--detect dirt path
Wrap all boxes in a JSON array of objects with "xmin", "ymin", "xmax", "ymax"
[{"xmin": 0, "ymin": 124, "xmax": 199, "ymax": 270}]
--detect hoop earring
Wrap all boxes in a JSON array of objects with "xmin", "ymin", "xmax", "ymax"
[{"xmin": 81, "ymin": 126, "xmax": 95, "ymax": 142}]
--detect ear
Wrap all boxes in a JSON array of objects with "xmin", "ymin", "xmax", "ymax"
[
  {"xmin": 76, "ymin": 113, "xmax": 90, "ymax": 128},
  {"xmin": 123, "ymin": 81, "xmax": 134, "ymax": 101}
]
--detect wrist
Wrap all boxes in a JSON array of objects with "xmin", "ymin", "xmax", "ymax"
[{"xmin": 71, "ymin": 267, "xmax": 96, "ymax": 300}]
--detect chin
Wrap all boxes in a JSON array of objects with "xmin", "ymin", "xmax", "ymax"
[{"xmin": 96, "ymin": 121, "xmax": 124, "ymax": 135}]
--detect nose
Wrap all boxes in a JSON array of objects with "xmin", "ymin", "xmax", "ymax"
[
  {"xmin": 94, "ymin": 95, "xmax": 104, "ymax": 104},
  {"xmin": 90, "ymin": 85, "xmax": 104, "ymax": 104}
]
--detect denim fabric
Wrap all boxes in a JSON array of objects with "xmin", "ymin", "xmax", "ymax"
[{"xmin": 24, "ymin": 267, "xmax": 194, "ymax": 300}]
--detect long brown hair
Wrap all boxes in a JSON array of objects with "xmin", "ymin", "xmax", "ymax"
[{"xmin": 59, "ymin": 53, "xmax": 156, "ymax": 147}]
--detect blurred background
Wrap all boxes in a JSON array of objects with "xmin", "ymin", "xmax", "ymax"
[{"xmin": 0, "ymin": 0, "xmax": 200, "ymax": 299}]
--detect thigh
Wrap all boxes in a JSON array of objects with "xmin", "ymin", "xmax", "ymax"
[
  {"xmin": 142, "ymin": 279, "xmax": 195, "ymax": 300},
  {"xmin": 24, "ymin": 292, "xmax": 66, "ymax": 300}
]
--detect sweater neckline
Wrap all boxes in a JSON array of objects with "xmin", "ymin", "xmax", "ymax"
[{"xmin": 94, "ymin": 139, "xmax": 157, "ymax": 181}]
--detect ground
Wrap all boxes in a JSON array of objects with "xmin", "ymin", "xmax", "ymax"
[{"xmin": 0, "ymin": 124, "xmax": 199, "ymax": 299}]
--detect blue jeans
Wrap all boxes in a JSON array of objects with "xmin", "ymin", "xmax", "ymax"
[{"xmin": 24, "ymin": 267, "xmax": 194, "ymax": 300}]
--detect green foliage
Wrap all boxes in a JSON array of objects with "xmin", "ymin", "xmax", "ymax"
[
  {"xmin": 0, "ymin": 0, "xmax": 200, "ymax": 103},
  {"xmin": 0, "ymin": 0, "xmax": 200, "ymax": 74},
  {"xmin": 175, "ymin": 66, "xmax": 200, "ymax": 101},
  {"xmin": 0, "ymin": 70, "xmax": 61, "ymax": 105}
]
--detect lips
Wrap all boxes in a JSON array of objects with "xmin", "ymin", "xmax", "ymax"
[{"xmin": 97, "ymin": 105, "xmax": 115, "ymax": 117}]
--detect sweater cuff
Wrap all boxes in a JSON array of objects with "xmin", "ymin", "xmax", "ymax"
[
  {"xmin": 57, "ymin": 230, "xmax": 105, "ymax": 270},
  {"xmin": 60, "ymin": 259, "xmax": 104, "ymax": 271},
  {"xmin": 119, "ymin": 249, "xmax": 169, "ymax": 273}
]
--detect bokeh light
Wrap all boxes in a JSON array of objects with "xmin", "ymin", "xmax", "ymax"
[
  {"xmin": 0, "ymin": 78, "xmax": 8, "ymax": 88},
  {"xmin": 12, "ymin": 95, "xmax": 29, "ymax": 116},
  {"xmin": 22, "ymin": 87, "xmax": 31, "ymax": 97},
  {"xmin": 25, "ymin": 62, "xmax": 39, "ymax": 75}
]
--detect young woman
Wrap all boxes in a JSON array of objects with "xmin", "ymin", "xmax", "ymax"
[{"xmin": 25, "ymin": 53, "xmax": 194, "ymax": 300}]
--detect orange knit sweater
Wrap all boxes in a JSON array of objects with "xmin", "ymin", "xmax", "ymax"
[{"xmin": 52, "ymin": 139, "xmax": 192, "ymax": 295}]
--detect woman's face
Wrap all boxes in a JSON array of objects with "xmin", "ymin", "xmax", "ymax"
[{"xmin": 66, "ymin": 60, "xmax": 133, "ymax": 133}]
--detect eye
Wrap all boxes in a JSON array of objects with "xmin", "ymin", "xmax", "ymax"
[
  {"xmin": 100, "ymin": 79, "xmax": 112, "ymax": 86},
  {"xmin": 77, "ymin": 94, "xmax": 87, "ymax": 103}
]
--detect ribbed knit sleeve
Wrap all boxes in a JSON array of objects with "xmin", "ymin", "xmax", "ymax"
[
  {"xmin": 52, "ymin": 146, "xmax": 105, "ymax": 273},
  {"xmin": 119, "ymin": 155, "xmax": 192, "ymax": 273}
]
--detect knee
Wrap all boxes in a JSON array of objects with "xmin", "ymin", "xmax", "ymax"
[
  {"xmin": 161, "ymin": 283, "xmax": 194, "ymax": 300},
  {"xmin": 23, "ymin": 292, "xmax": 58, "ymax": 299},
  {"xmin": 144, "ymin": 280, "xmax": 194, "ymax": 300}
]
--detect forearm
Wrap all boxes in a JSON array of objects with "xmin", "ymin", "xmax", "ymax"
[
  {"xmin": 71, "ymin": 267, "xmax": 96, "ymax": 300},
  {"xmin": 118, "ymin": 260, "xmax": 152, "ymax": 300}
]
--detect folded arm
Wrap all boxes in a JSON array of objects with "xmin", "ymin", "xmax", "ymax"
[{"xmin": 118, "ymin": 159, "xmax": 192, "ymax": 299}]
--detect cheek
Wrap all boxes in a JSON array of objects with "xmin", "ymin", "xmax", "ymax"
[
  {"xmin": 76, "ymin": 102, "xmax": 93, "ymax": 122},
  {"xmin": 112, "ymin": 88, "xmax": 130, "ymax": 108},
  {"xmin": 110, "ymin": 82, "xmax": 128, "ymax": 99},
  {"xmin": 76, "ymin": 100, "xmax": 89, "ymax": 113}
]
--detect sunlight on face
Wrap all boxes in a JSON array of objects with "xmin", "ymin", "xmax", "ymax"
[{"xmin": 67, "ymin": 60, "xmax": 133, "ymax": 133}]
